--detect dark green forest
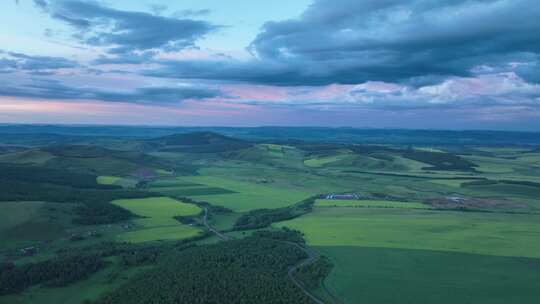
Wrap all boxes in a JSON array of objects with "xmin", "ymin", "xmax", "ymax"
[{"xmin": 98, "ymin": 234, "xmax": 314, "ymax": 304}]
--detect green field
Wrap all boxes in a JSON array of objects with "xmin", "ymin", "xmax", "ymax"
[
  {"xmin": 315, "ymin": 199, "xmax": 429, "ymax": 209},
  {"xmin": 0, "ymin": 201, "xmax": 72, "ymax": 248},
  {"xmin": 279, "ymin": 207, "xmax": 540, "ymax": 257},
  {"xmin": 278, "ymin": 207, "xmax": 540, "ymax": 303},
  {"xmin": 96, "ymin": 176, "xmax": 121, "ymax": 185},
  {"xmin": 304, "ymin": 153, "xmax": 351, "ymax": 167},
  {"xmin": 148, "ymin": 178, "xmax": 202, "ymax": 188},
  {"xmin": 0, "ymin": 201, "xmax": 44, "ymax": 233},
  {"xmin": 428, "ymin": 179, "xmax": 476, "ymax": 187},
  {"xmin": 179, "ymin": 176, "xmax": 310, "ymax": 212},
  {"xmin": 319, "ymin": 246, "xmax": 540, "ymax": 304},
  {"xmin": 0, "ymin": 150, "xmax": 54, "ymax": 164},
  {"xmin": 111, "ymin": 197, "xmax": 202, "ymax": 242}
]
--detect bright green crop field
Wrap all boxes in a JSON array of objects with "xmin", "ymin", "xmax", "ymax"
[
  {"xmin": 96, "ymin": 176, "xmax": 121, "ymax": 185},
  {"xmin": 319, "ymin": 246, "xmax": 540, "ymax": 304},
  {"xmin": 179, "ymin": 176, "xmax": 310, "ymax": 212},
  {"xmin": 279, "ymin": 207, "xmax": 540, "ymax": 257},
  {"xmin": 278, "ymin": 207, "xmax": 540, "ymax": 303},
  {"xmin": 111, "ymin": 197, "xmax": 202, "ymax": 242}
]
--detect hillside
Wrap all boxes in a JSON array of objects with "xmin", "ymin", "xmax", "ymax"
[{"xmin": 150, "ymin": 131, "xmax": 252, "ymax": 153}]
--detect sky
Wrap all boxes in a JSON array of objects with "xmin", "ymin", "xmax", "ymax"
[{"xmin": 0, "ymin": 0, "xmax": 539, "ymax": 130}]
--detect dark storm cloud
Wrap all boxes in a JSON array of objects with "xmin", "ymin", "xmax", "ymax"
[
  {"xmin": 143, "ymin": 59, "xmax": 317, "ymax": 86},
  {"xmin": 35, "ymin": 0, "xmax": 218, "ymax": 54},
  {"xmin": 0, "ymin": 78, "xmax": 223, "ymax": 104},
  {"xmin": 145, "ymin": 0, "xmax": 540, "ymax": 86}
]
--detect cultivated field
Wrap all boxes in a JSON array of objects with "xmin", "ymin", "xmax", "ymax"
[
  {"xmin": 178, "ymin": 176, "xmax": 310, "ymax": 212},
  {"xmin": 112, "ymin": 197, "xmax": 202, "ymax": 242},
  {"xmin": 278, "ymin": 206, "xmax": 540, "ymax": 303}
]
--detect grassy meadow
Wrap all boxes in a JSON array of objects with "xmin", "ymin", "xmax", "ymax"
[
  {"xmin": 319, "ymin": 246, "xmax": 540, "ymax": 304},
  {"xmin": 178, "ymin": 175, "xmax": 310, "ymax": 212},
  {"xmin": 111, "ymin": 197, "xmax": 202, "ymax": 242},
  {"xmin": 96, "ymin": 176, "xmax": 121, "ymax": 185},
  {"xmin": 278, "ymin": 206, "xmax": 540, "ymax": 303}
]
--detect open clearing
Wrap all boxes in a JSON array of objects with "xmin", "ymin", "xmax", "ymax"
[
  {"xmin": 428, "ymin": 179, "xmax": 477, "ymax": 187},
  {"xmin": 315, "ymin": 199, "xmax": 429, "ymax": 209},
  {"xmin": 304, "ymin": 154, "xmax": 351, "ymax": 167},
  {"xmin": 178, "ymin": 176, "xmax": 310, "ymax": 212},
  {"xmin": 96, "ymin": 176, "xmax": 121, "ymax": 185},
  {"xmin": 111, "ymin": 197, "xmax": 202, "ymax": 242}
]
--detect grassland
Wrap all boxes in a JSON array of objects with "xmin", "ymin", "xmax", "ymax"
[
  {"xmin": 179, "ymin": 176, "xmax": 310, "ymax": 212},
  {"xmin": 279, "ymin": 207, "xmax": 540, "ymax": 257},
  {"xmin": 319, "ymin": 246, "xmax": 540, "ymax": 304},
  {"xmin": 304, "ymin": 153, "xmax": 351, "ymax": 167},
  {"xmin": 279, "ymin": 207, "xmax": 540, "ymax": 303},
  {"xmin": 96, "ymin": 176, "xmax": 121, "ymax": 185},
  {"xmin": 0, "ymin": 150, "xmax": 54, "ymax": 164},
  {"xmin": 0, "ymin": 201, "xmax": 73, "ymax": 249},
  {"xmin": 315, "ymin": 199, "xmax": 429, "ymax": 209},
  {"xmin": 111, "ymin": 197, "xmax": 202, "ymax": 242},
  {"xmin": 428, "ymin": 178, "xmax": 477, "ymax": 187}
]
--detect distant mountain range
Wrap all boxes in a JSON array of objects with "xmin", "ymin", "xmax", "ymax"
[{"xmin": 0, "ymin": 125, "xmax": 539, "ymax": 146}]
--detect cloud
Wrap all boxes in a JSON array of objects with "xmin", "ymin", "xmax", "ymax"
[
  {"xmin": 144, "ymin": 0, "xmax": 540, "ymax": 86},
  {"xmin": 173, "ymin": 9, "xmax": 211, "ymax": 18},
  {"xmin": 251, "ymin": 0, "xmax": 540, "ymax": 84},
  {"xmin": 0, "ymin": 78, "xmax": 223, "ymax": 104},
  {"xmin": 33, "ymin": 0, "xmax": 47, "ymax": 8},
  {"xmin": 149, "ymin": 4, "xmax": 167, "ymax": 15},
  {"xmin": 35, "ymin": 0, "xmax": 218, "ymax": 54},
  {"xmin": 0, "ymin": 58, "xmax": 18, "ymax": 73},
  {"xmin": 0, "ymin": 52, "xmax": 79, "ymax": 74},
  {"xmin": 8, "ymin": 52, "xmax": 78, "ymax": 70},
  {"xmin": 211, "ymin": 72, "xmax": 540, "ymax": 112},
  {"xmin": 91, "ymin": 51, "xmax": 157, "ymax": 65}
]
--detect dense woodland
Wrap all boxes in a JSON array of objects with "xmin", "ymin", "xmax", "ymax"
[
  {"xmin": 0, "ymin": 254, "xmax": 105, "ymax": 295},
  {"xmin": 0, "ymin": 163, "xmax": 155, "ymax": 224},
  {"xmin": 402, "ymin": 149, "xmax": 477, "ymax": 171},
  {"xmin": 97, "ymin": 233, "xmax": 314, "ymax": 304}
]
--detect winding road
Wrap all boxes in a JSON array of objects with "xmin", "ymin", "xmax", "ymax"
[
  {"xmin": 286, "ymin": 241, "xmax": 327, "ymax": 304},
  {"xmin": 202, "ymin": 207, "xmax": 231, "ymax": 240},
  {"xmin": 202, "ymin": 207, "xmax": 334, "ymax": 304}
]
